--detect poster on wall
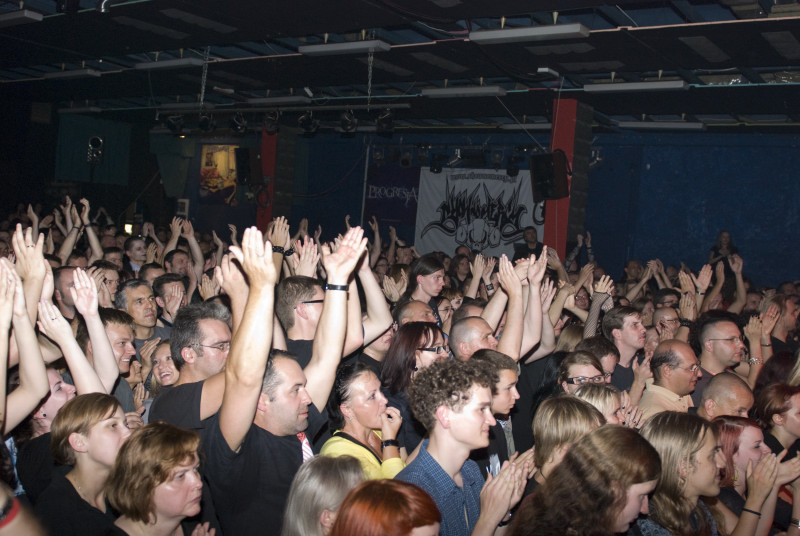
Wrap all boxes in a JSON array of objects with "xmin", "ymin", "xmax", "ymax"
[
  {"xmin": 362, "ymin": 165, "xmax": 421, "ymax": 241},
  {"xmin": 414, "ymin": 168, "xmax": 543, "ymax": 258},
  {"xmin": 199, "ymin": 145, "xmax": 238, "ymax": 205}
]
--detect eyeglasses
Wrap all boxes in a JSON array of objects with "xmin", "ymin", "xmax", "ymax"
[
  {"xmin": 418, "ymin": 345, "xmax": 449, "ymax": 354},
  {"xmin": 707, "ymin": 336, "xmax": 744, "ymax": 344},
  {"xmin": 438, "ymin": 307, "xmax": 454, "ymax": 313},
  {"xmin": 565, "ymin": 375, "xmax": 605, "ymax": 385},
  {"xmin": 673, "ymin": 363, "xmax": 701, "ymax": 374},
  {"xmin": 192, "ymin": 342, "xmax": 231, "ymax": 352},
  {"xmin": 602, "ymin": 372, "xmax": 613, "ymax": 379},
  {"xmin": 294, "ymin": 299, "xmax": 324, "ymax": 309}
]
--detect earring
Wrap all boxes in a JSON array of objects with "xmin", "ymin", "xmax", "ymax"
[
  {"xmin": 41, "ymin": 413, "xmax": 46, "ymax": 418},
  {"xmin": 413, "ymin": 365, "xmax": 418, "ymax": 371},
  {"xmin": 733, "ymin": 467, "xmax": 739, "ymax": 483}
]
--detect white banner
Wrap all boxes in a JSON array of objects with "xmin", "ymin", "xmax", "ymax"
[{"xmin": 414, "ymin": 168, "xmax": 544, "ymax": 258}]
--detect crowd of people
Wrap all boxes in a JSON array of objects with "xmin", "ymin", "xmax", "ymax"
[{"xmin": 0, "ymin": 197, "xmax": 796, "ymax": 535}]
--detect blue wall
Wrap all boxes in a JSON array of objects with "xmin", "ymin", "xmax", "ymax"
[
  {"xmin": 586, "ymin": 132, "xmax": 800, "ymax": 286},
  {"xmin": 293, "ymin": 130, "xmax": 800, "ymax": 287}
]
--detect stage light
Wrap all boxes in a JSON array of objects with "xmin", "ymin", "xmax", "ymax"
[
  {"xmin": 298, "ymin": 111, "xmax": 319, "ymax": 137},
  {"xmin": 230, "ymin": 112, "xmax": 247, "ymax": 134}
]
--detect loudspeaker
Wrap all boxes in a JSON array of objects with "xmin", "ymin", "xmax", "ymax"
[
  {"xmin": 530, "ymin": 150, "xmax": 569, "ymax": 203},
  {"xmin": 235, "ymin": 147, "xmax": 261, "ymax": 185}
]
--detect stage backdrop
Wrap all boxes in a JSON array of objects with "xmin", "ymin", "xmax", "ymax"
[{"xmin": 414, "ymin": 168, "xmax": 543, "ymax": 257}]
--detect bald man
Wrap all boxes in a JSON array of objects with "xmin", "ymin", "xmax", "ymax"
[
  {"xmin": 638, "ymin": 340, "xmax": 701, "ymax": 420},
  {"xmin": 450, "ymin": 317, "xmax": 499, "ymax": 361},
  {"xmin": 696, "ymin": 372, "xmax": 754, "ymax": 420}
]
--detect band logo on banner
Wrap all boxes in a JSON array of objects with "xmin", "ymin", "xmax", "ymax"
[{"xmin": 414, "ymin": 169, "xmax": 542, "ymax": 257}]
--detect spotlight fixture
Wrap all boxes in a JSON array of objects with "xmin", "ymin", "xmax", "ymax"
[
  {"xmin": 507, "ymin": 152, "xmax": 522, "ymax": 177},
  {"xmin": 430, "ymin": 155, "xmax": 443, "ymax": 174},
  {"xmin": 264, "ymin": 111, "xmax": 280, "ymax": 134},
  {"xmin": 298, "ymin": 111, "xmax": 319, "ymax": 137},
  {"xmin": 375, "ymin": 109, "xmax": 393, "ymax": 138},
  {"xmin": 448, "ymin": 149, "xmax": 462, "ymax": 168},
  {"xmin": 339, "ymin": 111, "xmax": 358, "ymax": 136},
  {"xmin": 87, "ymin": 136, "xmax": 103, "ymax": 164},
  {"xmin": 198, "ymin": 113, "xmax": 215, "ymax": 132},
  {"xmin": 164, "ymin": 115, "xmax": 184, "ymax": 134},
  {"xmin": 230, "ymin": 112, "xmax": 247, "ymax": 134}
]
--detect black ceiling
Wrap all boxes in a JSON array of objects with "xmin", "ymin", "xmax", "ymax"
[{"xmin": 2, "ymin": 0, "xmax": 800, "ymax": 132}]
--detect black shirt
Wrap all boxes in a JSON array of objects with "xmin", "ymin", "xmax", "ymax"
[
  {"xmin": 16, "ymin": 433, "xmax": 64, "ymax": 505},
  {"xmin": 149, "ymin": 381, "xmax": 207, "ymax": 432},
  {"xmin": 470, "ymin": 421, "xmax": 509, "ymax": 480},
  {"xmin": 285, "ymin": 338, "xmax": 314, "ymax": 369},
  {"xmin": 203, "ymin": 405, "xmax": 327, "ymax": 536},
  {"xmin": 384, "ymin": 389, "xmax": 426, "ymax": 453},
  {"xmin": 34, "ymin": 473, "xmax": 115, "ymax": 536}
]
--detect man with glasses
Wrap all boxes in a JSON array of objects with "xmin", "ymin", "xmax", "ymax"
[
  {"xmin": 691, "ymin": 312, "xmax": 746, "ymax": 407},
  {"xmin": 639, "ymin": 340, "xmax": 700, "ymax": 420}
]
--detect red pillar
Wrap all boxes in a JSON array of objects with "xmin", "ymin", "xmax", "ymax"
[
  {"xmin": 258, "ymin": 127, "xmax": 277, "ymax": 232},
  {"xmin": 542, "ymin": 98, "xmax": 578, "ymax": 260}
]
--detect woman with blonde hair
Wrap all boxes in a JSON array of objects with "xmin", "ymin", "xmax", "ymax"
[
  {"xmin": 635, "ymin": 411, "xmax": 776, "ymax": 536},
  {"xmin": 554, "ymin": 324, "xmax": 583, "ymax": 353},
  {"xmin": 528, "ymin": 395, "xmax": 604, "ymax": 495},
  {"xmin": 512, "ymin": 425, "xmax": 660, "ymax": 536},
  {"xmin": 105, "ymin": 422, "xmax": 211, "ymax": 536},
  {"xmin": 282, "ymin": 455, "xmax": 364, "ymax": 536}
]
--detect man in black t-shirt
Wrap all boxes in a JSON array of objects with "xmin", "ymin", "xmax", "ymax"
[{"xmin": 205, "ymin": 226, "xmax": 364, "ymax": 535}]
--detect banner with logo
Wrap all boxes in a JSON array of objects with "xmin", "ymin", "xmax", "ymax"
[{"xmin": 414, "ymin": 169, "xmax": 543, "ymax": 257}]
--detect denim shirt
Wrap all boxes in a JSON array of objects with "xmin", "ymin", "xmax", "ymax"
[{"xmin": 396, "ymin": 439, "xmax": 483, "ymax": 536}]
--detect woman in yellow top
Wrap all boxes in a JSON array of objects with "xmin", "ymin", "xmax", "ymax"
[{"xmin": 321, "ymin": 362, "xmax": 404, "ymax": 479}]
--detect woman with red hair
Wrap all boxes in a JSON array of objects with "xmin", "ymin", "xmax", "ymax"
[{"xmin": 329, "ymin": 479, "xmax": 440, "ymax": 536}]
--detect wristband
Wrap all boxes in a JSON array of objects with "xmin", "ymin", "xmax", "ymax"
[
  {"xmin": 485, "ymin": 283, "xmax": 494, "ymax": 291},
  {"xmin": 741, "ymin": 508, "xmax": 760, "ymax": 517},
  {"xmin": 272, "ymin": 245, "xmax": 285, "ymax": 254},
  {"xmin": 324, "ymin": 284, "xmax": 348, "ymax": 291},
  {"xmin": 498, "ymin": 511, "xmax": 513, "ymax": 527},
  {"xmin": 680, "ymin": 319, "xmax": 692, "ymax": 328},
  {"xmin": 284, "ymin": 248, "xmax": 294, "ymax": 257},
  {"xmin": 791, "ymin": 517, "xmax": 800, "ymax": 528},
  {"xmin": 696, "ymin": 291, "xmax": 705, "ymax": 295},
  {"xmin": 748, "ymin": 357, "xmax": 763, "ymax": 366},
  {"xmin": 381, "ymin": 439, "xmax": 400, "ymax": 449}
]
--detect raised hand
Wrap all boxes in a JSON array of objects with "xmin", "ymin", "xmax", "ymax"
[
  {"xmin": 382, "ymin": 276, "xmax": 402, "ymax": 303},
  {"xmin": 0, "ymin": 260, "xmax": 16, "ymax": 329},
  {"xmin": 729, "ymin": 254, "xmax": 743, "ymax": 274},
  {"xmin": 747, "ymin": 454, "xmax": 778, "ymax": 505},
  {"xmin": 180, "ymin": 219, "xmax": 195, "ymax": 240},
  {"xmin": 368, "ymin": 216, "xmax": 379, "ymax": 236},
  {"xmin": 344, "ymin": 214, "xmax": 351, "ymax": 231},
  {"xmin": 199, "ymin": 273, "xmax": 220, "ymax": 301},
  {"xmin": 227, "ymin": 223, "xmax": 239, "ymax": 247},
  {"xmin": 215, "ymin": 253, "xmax": 247, "ymax": 300},
  {"xmin": 594, "ymin": 274, "xmax": 614, "ymax": 295},
  {"xmin": 12, "ymin": 224, "xmax": 45, "ymax": 282},
  {"xmin": 691, "ymin": 264, "xmax": 713, "ymax": 293},
  {"xmin": 528, "ymin": 247, "xmax": 548, "ymax": 287},
  {"xmin": 585, "ymin": 231, "xmax": 592, "ymax": 248},
  {"xmin": 540, "ymin": 279, "xmax": 557, "ymax": 312},
  {"xmin": 37, "ymin": 300, "xmax": 74, "ymax": 345},
  {"xmin": 267, "ymin": 216, "xmax": 290, "ymax": 250},
  {"xmin": 145, "ymin": 242, "xmax": 159, "ymax": 264},
  {"xmin": 70, "ymin": 268, "xmax": 99, "ymax": 318},
  {"xmin": 678, "ymin": 270, "xmax": 695, "ymax": 295},
  {"xmin": 141, "ymin": 222, "xmax": 154, "ymax": 238},
  {"xmin": 320, "ymin": 226, "xmax": 367, "ymax": 284},
  {"xmin": 482, "ymin": 256, "xmax": 496, "ymax": 282},
  {"xmin": 761, "ymin": 304, "xmax": 780, "ymax": 336},
  {"xmin": 576, "ymin": 234, "xmax": 584, "ymax": 247},
  {"xmin": 139, "ymin": 337, "xmax": 161, "ymax": 368},
  {"xmin": 169, "ymin": 217, "xmax": 183, "ymax": 239},
  {"xmin": 497, "ymin": 255, "xmax": 522, "ymax": 297},
  {"xmin": 679, "ymin": 292, "xmax": 696, "ymax": 321},
  {"xmin": 292, "ymin": 236, "xmax": 319, "ymax": 278},
  {"xmin": 212, "ymin": 230, "xmax": 224, "ymax": 249},
  {"xmin": 470, "ymin": 254, "xmax": 486, "ymax": 279},
  {"xmin": 228, "ymin": 227, "xmax": 279, "ymax": 288},
  {"xmin": 79, "ymin": 198, "xmax": 92, "ymax": 226}
]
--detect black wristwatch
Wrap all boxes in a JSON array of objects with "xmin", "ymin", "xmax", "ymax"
[
  {"xmin": 272, "ymin": 245, "xmax": 285, "ymax": 254},
  {"xmin": 381, "ymin": 439, "xmax": 400, "ymax": 449},
  {"xmin": 284, "ymin": 248, "xmax": 294, "ymax": 257}
]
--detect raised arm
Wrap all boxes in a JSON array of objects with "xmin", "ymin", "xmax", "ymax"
[
  {"xmin": 491, "ymin": 255, "xmax": 524, "ymax": 361},
  {"xmin": 625, "ymin": 264, "xmax": 653, "ymax": 302},
  {"xmin": 727, "ymin": 255, "xmax": 747, "ymax": 314},
  {"xmin": 2, "ymin": 260, "xmax": 48, "ymax": 433},
  {"xmin": 71, "ymin": 268, "xmax": 119, "ymax": 393},
  {"xmin": 79, "ymin": 199, "xmax": 103, "ymax": 264},
  {"xmin": 162, "ymin": 217, "xmax": 182, "ymax": 257},
  {"xmin": 215, "ymin": 254, "xmax": 249, "ymax": 334},
  {"xmin": 584, "ymin": 275, "xmax": 613, "ymax": 338},
  {"xmin": 690, "ymin": 264, "xmax": 713, "ymax": 313},
  {"xmin": 56, "ymin": 197, "xmax": 80, "ymax": 265},
  {"xmin": 181, "ymin": 220, "xmax": 205, "ymax": 282},
  {"xmin": 465, "ymin": 254, "xmax": 485, "ymax": 299},
  {"xmin": 700, "ymin": 262, "xmax": 725, "ymax": 313},
  {"xmin": 525, "ymin": 280, "xmax": 557, "ymax": 363},
  {"xmin": 37, "ymin": 300, "xmax": 104, "ymax": 394},
  {"xmin": 218, "ymin": 227, "xmax": 277, "ymax": 451},
  {"xmin": 11, "ymin": 224, "xmax": 45, "ymax": 325},
  {"xmin": 367, "ymin": 216, "xmax": 382, "ymax": 268},
  {"xmin": 356, "ymin": 251, "xmax": 393, "ymax": 345},
  {"xmin": 305, "ymin": 227, "xmax": 367, "ymax": 410},
  {"xmin": 520, "ymin": 250, "xmax": 547, "ymax": 357}
]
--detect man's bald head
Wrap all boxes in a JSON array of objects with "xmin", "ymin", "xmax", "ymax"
[
  {"xmin": 450, "ymin": 317, "xmax": 498, "ymax": 361},
  {"xmin": 393, "ymin": 300, "xmax": 437, "ymax": 326},
  {"xmin": 698, "ymin": 372, "xmax": 754, "ymax": 420}
]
